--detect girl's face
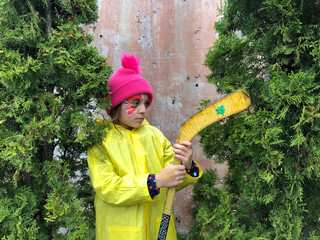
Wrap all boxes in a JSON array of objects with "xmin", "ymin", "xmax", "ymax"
[{"xmin": 118, "ymin": 94, "xmax": 151, "ymax": 130}]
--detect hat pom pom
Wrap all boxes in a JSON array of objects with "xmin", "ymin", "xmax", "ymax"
[{"xmin": 121, "ymin": 54, "xmax": 142, "ymax": 74}]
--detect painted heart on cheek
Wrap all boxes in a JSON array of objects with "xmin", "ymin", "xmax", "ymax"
[{"xmin": 125, "ymin": 105, "xmax": 136, "ymax": 116}]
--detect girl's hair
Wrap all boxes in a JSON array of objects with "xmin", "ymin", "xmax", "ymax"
[{"xmin": 109, "ymin": 103, "xmax": 122, "ymax": 132}]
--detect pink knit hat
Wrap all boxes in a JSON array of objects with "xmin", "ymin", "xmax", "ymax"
[{"xmin": 106, "ymin": 54, "xmax": 153, "ymax": 115}]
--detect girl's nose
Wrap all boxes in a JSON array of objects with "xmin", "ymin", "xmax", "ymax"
[{"xmin": 137, "ymin": 104, "xmax": 147, "ymax": 113}]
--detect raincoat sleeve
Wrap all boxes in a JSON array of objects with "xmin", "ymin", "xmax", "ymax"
[
  {"xmin": 161, "ymin": 135, "xmax": 203, "ymax": 191},
  {"xmin": 87, "ymin": 144, "xmax": 154, "ymax": 206}
]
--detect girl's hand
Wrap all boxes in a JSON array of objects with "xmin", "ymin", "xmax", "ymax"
[
  {"xmin": 173, "ymin": 141, "xmax": 193, "ymax": 170},
  {"xmin": 155, "ymin": 164, "xmax": 186, "ymax": 188}
]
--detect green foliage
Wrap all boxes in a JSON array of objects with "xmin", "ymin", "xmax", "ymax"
[
  {"xmin": 192, "ymin": 0, "xmax": 320, "ymax": 239},
  {"xmin": 190, "ymin": 170, "xmax": 236, "ymax": 240},
  {"xmin": 0, "ymin": 0, "xmax": 112, "ymax": 239}
]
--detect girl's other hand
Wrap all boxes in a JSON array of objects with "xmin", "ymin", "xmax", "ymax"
[
  {"xmin": 173, "ymin": 141, "xmax": 193, "ymax": 169},
  {"xmin": 155, "ymin": 164, "xmax": 186, "ymax": 188}
]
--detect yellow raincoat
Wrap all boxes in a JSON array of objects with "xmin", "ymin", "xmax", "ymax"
[{"xmin": 87, "ymin": 120, "xmax": 202, "ymax": 240}]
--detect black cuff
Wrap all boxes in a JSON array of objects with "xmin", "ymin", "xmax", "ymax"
[
  {"xmin": 147, "ymin": 174, "xmax": 160, "ymax": 199},
  {"xmin": 186, "ymin": 160, "xmax": 199, "ymax": 177}
]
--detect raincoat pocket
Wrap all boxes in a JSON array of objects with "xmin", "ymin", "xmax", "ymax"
[{"xmin": 109, "ymin": 226, "xmax": 142, "ymax": 239}]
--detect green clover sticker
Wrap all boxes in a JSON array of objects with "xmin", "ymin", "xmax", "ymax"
[{"xmin": 216, "ymin": 105, "xmax": 225, "ymax": 116}]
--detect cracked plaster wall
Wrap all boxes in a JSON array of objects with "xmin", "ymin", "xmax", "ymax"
[{"xmin": 85, "ymin": 0, "xmax": 227, "ymax": 236}]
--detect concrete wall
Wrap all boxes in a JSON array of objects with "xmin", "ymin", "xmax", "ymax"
[{"xmin": 85, "ymin": 0, "xmax": 227, "ymax": 236}]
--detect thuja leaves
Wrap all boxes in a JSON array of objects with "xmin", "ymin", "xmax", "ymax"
[
  {"xmin": 0, "ymin": 0, "xmax": 112, "ymax": 239},
  {"xmin": 194, "ymin": 0, "xmax": 320, "ymax": 239}
]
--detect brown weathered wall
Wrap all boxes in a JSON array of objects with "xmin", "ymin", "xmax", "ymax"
[{"xmin": 86, "ymin": 0, "xmax": 227, "ymax": 236}]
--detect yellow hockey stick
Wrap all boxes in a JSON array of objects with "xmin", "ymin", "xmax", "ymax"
[{"xmin": 157, "ymin": 90, "xmax": 251, "ymax": 240}]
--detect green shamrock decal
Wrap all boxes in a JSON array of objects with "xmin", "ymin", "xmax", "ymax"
[{"xmin": 215, "ymin": 105, "xmax": 226, "ymax": 116}]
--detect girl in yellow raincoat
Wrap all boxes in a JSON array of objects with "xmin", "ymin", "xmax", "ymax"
[{"xmin": 87, "ymin": 54, "xmax": 202, "ymax": 240}]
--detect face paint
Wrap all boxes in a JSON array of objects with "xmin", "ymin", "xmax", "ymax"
[{"xmin": 124, "ymin": 94, "xmax": 151, "ymax": 117}]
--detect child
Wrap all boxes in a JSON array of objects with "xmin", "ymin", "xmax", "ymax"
[{"xmin": 87, "ymin": 54, "xmax": 202, "ymax": 240}]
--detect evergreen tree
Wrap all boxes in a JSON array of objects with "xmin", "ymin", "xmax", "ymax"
[
  {"xmin": 0, "ymin": 0, "xmax": 112, "ymax": 239},
  {"xmin": 191, "ymin": 0, "xmax": 320, "ymax": 239}
]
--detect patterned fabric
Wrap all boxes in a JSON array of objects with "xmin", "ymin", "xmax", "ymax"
[
  {"xmin": 157, "ymin": 214, "xmax": 171, "ymax": 240},
  {"xmin": 147, "ymin": 174, "xmax": 160, "ymax": 199},
  {"xmin": 187, "ymin": 160, "xmax": 200, "ymax": 177}
]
